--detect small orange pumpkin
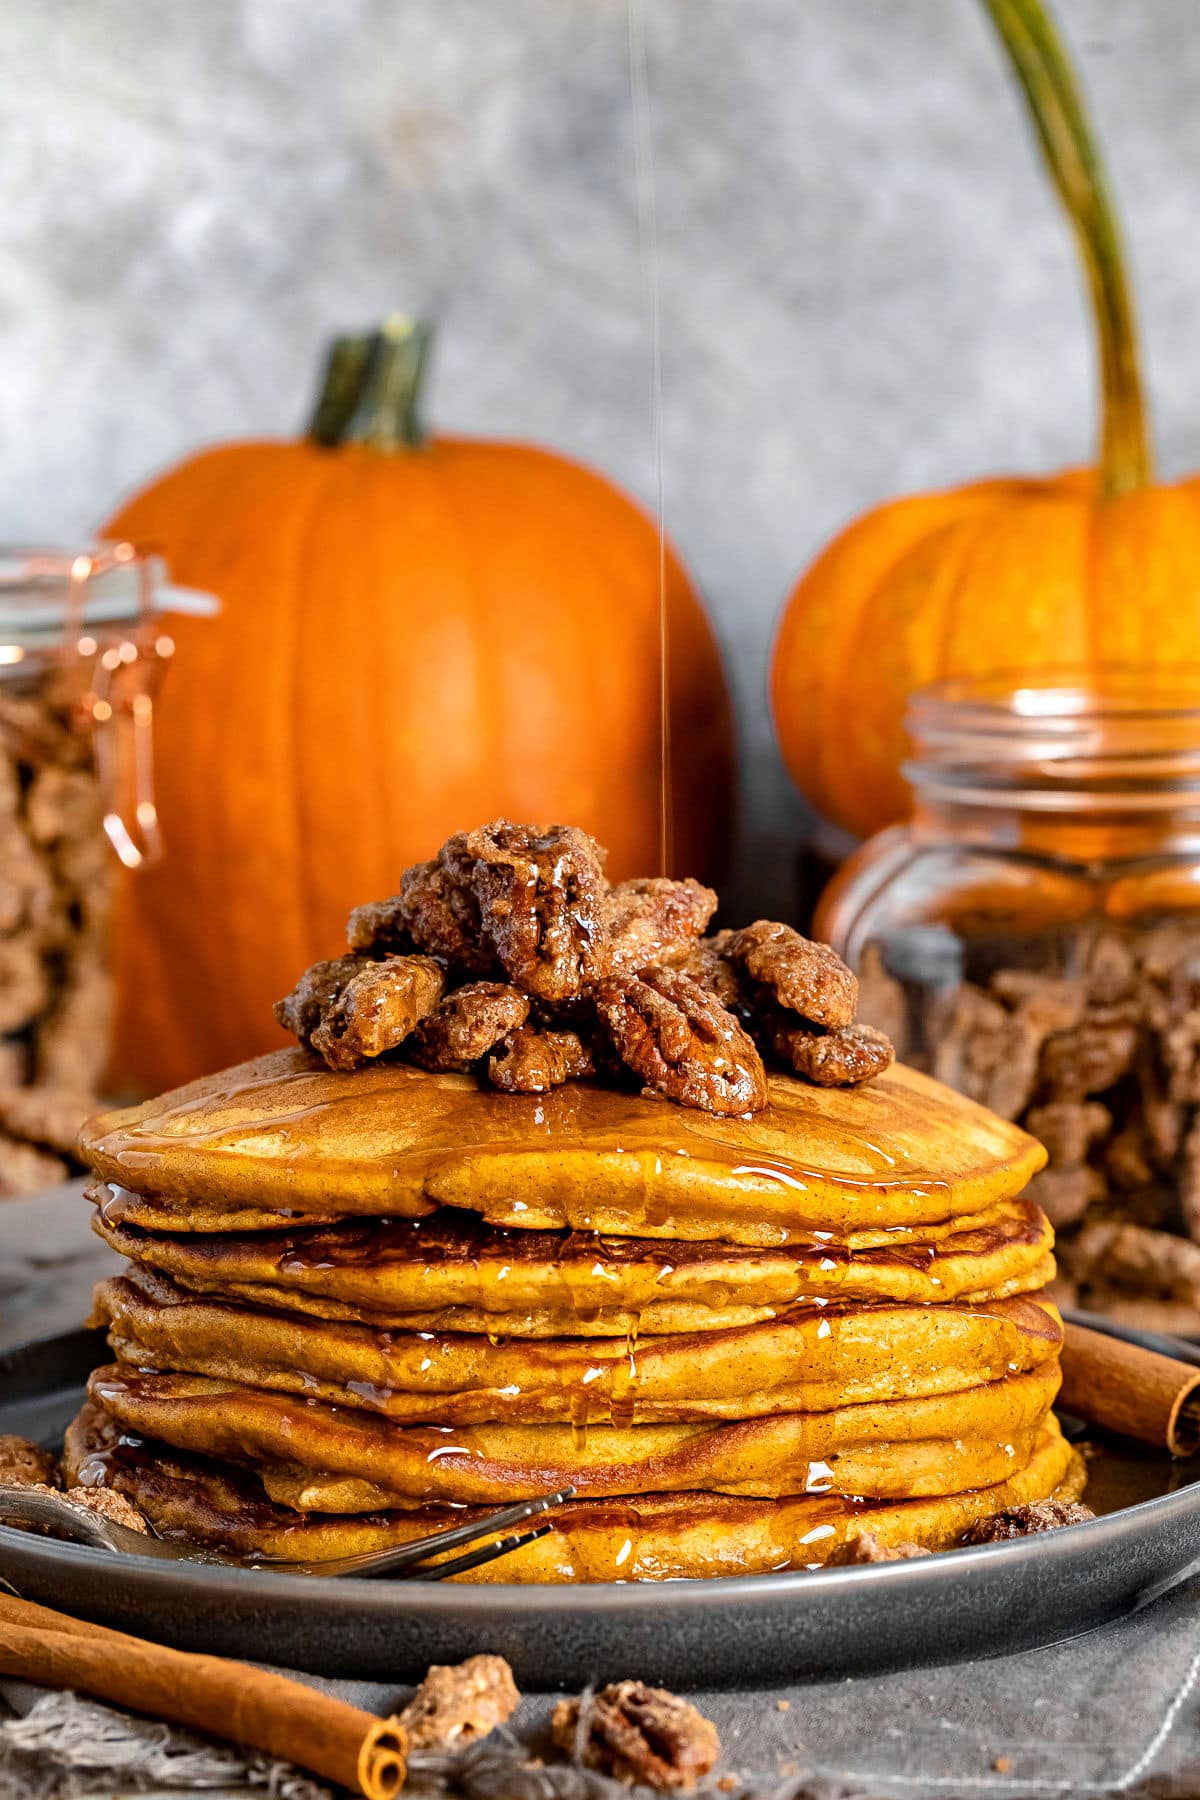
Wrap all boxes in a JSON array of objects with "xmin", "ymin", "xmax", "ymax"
[
  {"xmin": 105, "ymin": 322, "xmax": 735, "ymax": 1092},
  {"xmin": 771, "ymin": 0, "xmax": 1200, "ymax": 842}
]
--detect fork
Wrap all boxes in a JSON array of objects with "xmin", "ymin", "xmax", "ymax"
[{"xmin": 0, "ymin": 1482, "xmax": 576, "ymax": 1579}]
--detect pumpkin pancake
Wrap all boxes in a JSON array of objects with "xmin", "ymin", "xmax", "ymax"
[
  {"xmin": 79, "ymin": 1049, "xmax": 1045, "ymax": 1245},
  {"xmin": 91, "ymin": 1269, "xmax": 1063, "ymax": 1426},
  {"xmin": 89, "ymin": 1196, "xmax": 1056, "ymax": 1334},
  {"xmin": 63, "ymin": 1404, "xmax": 1083, "ymax": 1581},
  {"xmin": 86, "ymin": 1361, "xmax": 1059, "ymax": 1504}
]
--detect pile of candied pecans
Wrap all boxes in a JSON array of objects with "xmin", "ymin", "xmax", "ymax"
[
  {"xmin": 857, "ymin": 920, "xmax": 1200, "ymax": 1332},
  {"xmin": 275, "ymin": 820, "xmax": 894, "ymax": 1118},
  {"xmin": 0, "ymin": 688, "xmax": 111, "ymax": 1195}
]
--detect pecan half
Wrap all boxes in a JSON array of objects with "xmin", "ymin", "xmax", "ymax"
[
  {"xmin": 596, "ymin": 967, "xmax": 767, "ymax": 1116},
  {"xmin": 726, "ymin": 921, "xmax": 856, "ymax": 1028},
  {"xmin": 551, "ymin": 1681, "xmax": 720, "ymax": 1792},
  {"xmin": 410, "ymin": 982, "xmax": 531, "ymax": 1072},
  {"xmin": 766, "ymin": 1015, "xmax": 894, "ymax": 1088},
  {"xmin": 273, "ymin": 954, "xmax": 367, "ymax": 1048},
  {"xmin": 487, "ymin": 1025, "xmax": 595, "ymax": 1094},
  {"xmin": 309, "ymin": 956, "xmax": 445, "ymax": 1071},
  {"xmin": 465, "ymin": 820, "xmax": 609, "ymax": 1002},
  {"xmin": 604, "ymin": 878, "xmax": 717, "ymax": 978},
  {"xmin": 388, "ymin": 838, "xmax": 496, "ymax": 975}
]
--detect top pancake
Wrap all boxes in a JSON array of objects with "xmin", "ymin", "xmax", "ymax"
[{"xmin": 80, "ymin": 1048, "xmax": 1046, "ymax": 1244}]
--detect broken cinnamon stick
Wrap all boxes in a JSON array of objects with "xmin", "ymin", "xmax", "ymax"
[
  {"xmin": 0, "ymin": 1591, "xmax": 406, "ymax": 1798},
  {"xmin": 1061, "ymin": 1320, "xmax": 1200, "ymax": 1456}
]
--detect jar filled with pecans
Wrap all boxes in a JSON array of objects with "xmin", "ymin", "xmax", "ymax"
[
  {"xmin": 816, "ymin": 669, "xmax": 1200, "ymax": 1335},
  {"xmin": 0, "ymin": 545, "xmax": 210, "ymax": 1194}
]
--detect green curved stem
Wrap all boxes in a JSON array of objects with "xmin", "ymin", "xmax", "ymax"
[
  {"xmin": 982, "ymin": 0, "xmax": 1153, "ymax": 496},
  {"xmin": 308, "ymin": 316, "xmax": 433, "ymax": 451}
]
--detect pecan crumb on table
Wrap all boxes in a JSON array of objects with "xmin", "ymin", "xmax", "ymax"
[
  {"xmin": 551, "ymin": 1680, "xmax": 721, "ymax": 1792},
  {"xmin": 399, "ymin": 1653, "xmax": 519, "ymax": 1752}
]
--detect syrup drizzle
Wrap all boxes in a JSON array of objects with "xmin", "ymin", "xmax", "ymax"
[{"xmin": 628, "ymin": 0, "xmax": 672, "ymax": 875}]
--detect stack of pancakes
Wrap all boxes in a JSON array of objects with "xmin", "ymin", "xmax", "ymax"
[{"xmin": 66, "ymin": 1046, "xmax": 1084, "ymax": 1580}]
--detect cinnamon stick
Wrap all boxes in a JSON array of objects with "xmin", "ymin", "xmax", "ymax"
[
  {"xmin": 0, "ymin": 1592, "xmax": 406, "ymax": 1799},
  {"xmin": 1061, "ymin": 1320, "xmax": 1200, "ymax": 1456}
]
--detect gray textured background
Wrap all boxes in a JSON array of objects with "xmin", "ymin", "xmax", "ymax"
[{"xmin": 2, "ymin": 0, "xmax": 1198, "ymax": 882}]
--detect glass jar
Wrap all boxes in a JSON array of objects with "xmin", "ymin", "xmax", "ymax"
[
  {"xmin": 0, "ymin": 544, "xmax": 212, "ymax": 1194},
  {"xmin": 815, "ymin": 669, "xmax": 1200, "ymax": 1336}
]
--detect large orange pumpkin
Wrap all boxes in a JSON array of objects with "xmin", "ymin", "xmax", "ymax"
[
  {"xmin": 105, "ymin": 321, "xmax": 735, "ymax": 1092},
  {"xmin": 771, "ymin": 0, "xmax": 1200, "ymax": 842}
]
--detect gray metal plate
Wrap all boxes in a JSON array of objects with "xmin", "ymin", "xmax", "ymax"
[{"xmin": 3, "ymin": 1325, "xmax": 1199, "ymax": 1688}]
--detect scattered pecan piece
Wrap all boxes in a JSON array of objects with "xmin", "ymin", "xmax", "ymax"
[
  {"xmin": 960, "ymin": 1499, "xmax": 1095, "ymax": 1544},
  {"xmin": 488, "ymin": 1025, "xmax": 595, "ymax": 1093},
  {"xmin": 825, "ymin": 1532, "xmax": 931, "ymax": 1565},
  {"xmin": 765, "ymin": 1015, "xmax": 894, "ymax": 1088},
  {"xmin": 465, "ymin": 820, "xmax": 609, "ymax": 1002},
  {"xmin": 62, "ymin": 1485, "xmax": 149, "ymax": 1534},
  {"xmin": 726, "ymin": 921, "xmax": 856, "ymax": 1028},
  {"xmin": 410, "ymin": 982, "xmax": 531, "ymax": 1072},
  {"xmin": 309, "ymin": 956, "xmax": 445, "ymax": 1071},
  {"xmin": 604, "ymin": 878, "xmax": 717, "ymax": 978},
  {"xmin": 273, "ymin": 954, "xmax": 367, "ymax": 1048},
  {"xmin": 596, "ymin": 967, "xmax": 767, "ymax": 1116},
  {"xmin": 0, "ymin": 1435, "xmax": 60, "ymax": 1488},
  {"xmin": 551, "ymin": 1681, "xmax": 720, "ymax": 1792},
  {"xmin": 399, "ymin": 1654, "xmax": 519, "ymax": 1751}
]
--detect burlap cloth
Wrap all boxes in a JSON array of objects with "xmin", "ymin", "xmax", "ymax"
[{"xmin": 2, "ymin": 1569, "xmax": 1199, "ymax": 1800}]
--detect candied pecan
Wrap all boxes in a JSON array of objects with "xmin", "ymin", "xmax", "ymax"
[
  {"xmin": 1085, "ymin": 932, "xmax": 1138, "ymax": 1006},
  {"xmin": 673, "ymin": 934, "xmax": 744, "ymax": 1011},
  {"xmin": 399, "ymin": 1654, "xmax": 519, "ymax": 1751},
  {"xmin": 1025, "ymin": 1165, "xmax": 1104, "ymax": 1230},
  {"xmin": 0, "ymin": 933, "xmax": 48, "ymax": 1036},
  {"xmin": 0, "ymin": 1435, "xmax": 60, "ymax": 1488},
  {"xmin": 0, "ymin": 1134, "xmax": 68, "ymax": 1195},
  {"xmin": 960, "ymin": 1500, "xmax": 1095, "ymax": 1545},
  {"xmin": 35, "ymin": 958, "xmax": 110, "ymax": 1092},
  {"xmin": 551, "ymin": 1681, "xmax": 720, "ymax": 1792},
  {"xmin": 726, "ymin": 921, "xmax": 856, "ymax": 1028},
  {"xmin": 346, "ymin": 894, "xmax": 413, "ymax": 957},
  {"xmin": 309, "ymin": 956, "xmax": 445, "ymax": 1071},
  {"xmin": 1068, "ymin": 1221, "xmax": 1200, "ymax": 1304},
  {"xmin": 1180, "ymin": 1114, "xmax": 1200, "ymax": 1245},
  {"xmin": 596, "ymin": 967, "xmax": 767, "ymax": 1116},
  {"xmin": 487, "ymin": 1025, "xmax": 595, "ymax": 1094},
  {"xmin": 25, "ymin": 766, "xmax": 102, "ymax": 848},
  {"xmin": 854, "ymin": 942, "xmax": 912, "ymax": 1060},
  {"xmin": 0, "ymin": 1085, "xmax": 98, "ymax": 1157},
  {"xmin": 392, "ymin": 839, "xmax": 495, "ymax": 976},
  {"xmin": 931, "ymin": 984, "xmax": 1041, "ymax": 1121},
  {"xmin": 273, "ymin": 953, "xmax": 367, "ymax": 1047},
  {"xmin": 62, "ymin": 1485, "xmax": 149, "ymax": 1533},
  {"xmin": 410, "ymin": 982, "xmax": 530, "ymax": 1071},
  {"xmin": 765, "ymin": 1016, "xmax": 894, "ymax": 1088},
  {"xmin": 463, "ymin": 820, "xmax": 609, "ymax": 1002},
  {"xmin": 1103, "ymin": 1123, "xmax": 1155, "ymax": 1194},
  {"xmin": 604, "ymin": 878, "xmax": 717, "ymax": 978},
  {"xmin": 1024, "ymin": 1100, "xmax": 1111, "ymax": 1171},
  {"xmin": 990, "ymin": 970, "xmax": 1086, "ymax": 1034},
  {"xmin": 1039, "ymin": 1020, "xmax": 1138, "ymax": 1100},
  {"xmin": 825, "ymin": 1532, "xmax": 931, "ymax": 1565}
]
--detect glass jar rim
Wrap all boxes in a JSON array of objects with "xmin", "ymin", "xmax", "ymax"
[{"xmin": 904, "ymin": 666, "xmax": 1200, "ymax": 813}]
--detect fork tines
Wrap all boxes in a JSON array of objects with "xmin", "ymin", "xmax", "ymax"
[{"xmin": 383, "ymin": 1484, "xmax": 577, "ymax": 1580}]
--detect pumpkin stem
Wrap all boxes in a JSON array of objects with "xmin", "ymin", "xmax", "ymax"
[
  {"xmin": 307, "ymin": 316, "xmax": 433, "ymax": 451},
  {"xmin": 981, "ymin": 0, "xmax": 1153, "ymax": 496}
]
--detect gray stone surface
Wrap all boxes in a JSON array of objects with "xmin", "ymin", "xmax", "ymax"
[
  {"xmin": 1, "ymin": 1, "xmax": 1198, "ymax": 878},
  {"xmin": 0, "ymin": 1184, "xmax": 116, "ymax": 1353}
]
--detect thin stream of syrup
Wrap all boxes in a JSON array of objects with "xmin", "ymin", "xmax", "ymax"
[{"xmin": 627, "ymin": 0, "xmax": 672, "ymax": 876}]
